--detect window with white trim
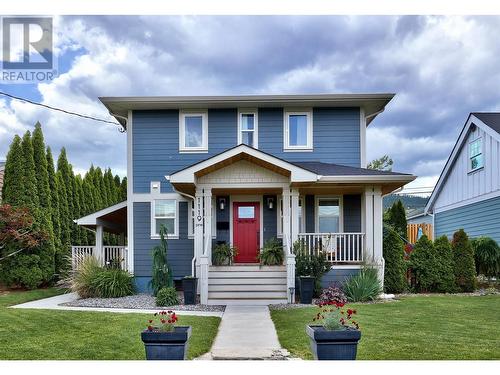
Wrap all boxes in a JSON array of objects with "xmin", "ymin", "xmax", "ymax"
[
  {"xmin": 179, "ymin": 111, "xmax": 208, "ymax": 152},
  {"xmin": 238, "ymin": 110, "xmax": 258, "ymax": 148},
  {"xmin": 188, "ymin": 198, "xmax": 216, "ymax": 238},
  {"xmin": 316, "ymin": 197, "xmax": 341, "ymax": 233},
  {"xmin": 152, "ymin": 199, "xmax": 177, "ymax": 237},
  {"xmin": 284, "ymin": 110, "xmax": 312, "ymax": 150},
  {"xmin": 277, "ymin": 196, "xmax": 305, "ymax": 236},
  {"xmin": 469, "ymin": 138, "xmax": 483, "ymax": 172}
]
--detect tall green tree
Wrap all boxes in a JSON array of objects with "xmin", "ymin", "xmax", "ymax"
[
  {"xmin": 120, "ymin": 177, "xmax": 127, "ymax": 201},
  {"xmin": 46, "ymin": 147, "xmax": 62, "ymax": 251},
  {"xmin": 383, "ymin": 227, "xmax": 407, "ymax": 293},
  {"xmin": 367, "ymin": 155, "xmax": 393, "ymax": 171},
  {"xmin": 409, "ymin": 235, "xmax": 438, "ymax": 292},
  {"xmin": 19, "ymin": 131, "xmax": 39, "ymax": 211},
  {"xmin": 387, "ymin": 200, "xmax": 407, "ymax": 240},
  {"xmin": 32, "ymin": 124, "xmax": 56, "ymax": 282},
  {"xmin": 433, "ymin": 235, "xmax": 457, "ymax": 293},
  {"xmin": 2, "ymin": 135, "xmax": 24, "ymax": 205},
  {"xmin": 452, "ymin": 229, "xmax": 476, "ymax": 292}
]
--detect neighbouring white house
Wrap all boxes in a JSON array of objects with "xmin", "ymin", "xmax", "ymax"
[
  {"xmin": 426, "ymin": 112, "xmax": 500, "ymax": 244},
  {"xmin": 72, "ymin": 93, "xmax": 416, "ymax": 305}
]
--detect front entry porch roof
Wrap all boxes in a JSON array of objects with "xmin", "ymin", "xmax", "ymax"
[
  {"xmin": 167, "ymin": 144, "xmax": 416, "ymax": 195},
  {"xmin": 74, "ymin": 201, "xmax": 127, "ymax": 234}
]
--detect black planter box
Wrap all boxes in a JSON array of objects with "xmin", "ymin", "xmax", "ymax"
[
  {"xmin": 182, "ymin": 277, "xmax": 197, "ymax": 305},
  {"xmin": 299, "ymin": 276, "xmax": 315, "ymax": 304},
  {"xmin": 306, "ymin": 325, "xmax": 361, "ymax": 360},
  {"xmin": 141, "ymin": 326, "xmax": 192, "ymax": 360}
]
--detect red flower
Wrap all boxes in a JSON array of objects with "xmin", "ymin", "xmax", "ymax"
[
  {"xmin": 147, "ymin": 325, "xmax": 153, "ymax": 331},
  {"xmin": 148, "ymin": 320, "xmax": 153, "ymax": 324}
]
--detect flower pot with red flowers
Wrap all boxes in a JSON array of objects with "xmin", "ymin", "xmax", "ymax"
[
  {"xmin": 307, "ymin": 301, "xmax": 361, "ymax": 360},
  {"xmin": 141, "ymin": 311, "xmax": 191, "ymax": 360}
]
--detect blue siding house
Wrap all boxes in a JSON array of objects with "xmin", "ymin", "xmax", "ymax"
[
  {"xmin": 74, "ymin": 94, "xmax": 415, "ymax": 304},
  {"xmin": 426, "ymin": 113, "xmax": 500, "ymax": 244}
]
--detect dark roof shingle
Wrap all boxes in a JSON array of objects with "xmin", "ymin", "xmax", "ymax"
[
  {"xmin": 291, "ymin": 161, "xmax": 411, "ymax": 176},
  {"xmin": 472, "ymin": 112, "xmax": 500, "ymax": 134}
]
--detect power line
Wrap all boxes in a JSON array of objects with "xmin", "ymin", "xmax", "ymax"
[{"xmin": 0, "ymin": 90, "xmax": 124, "ymax": 131}]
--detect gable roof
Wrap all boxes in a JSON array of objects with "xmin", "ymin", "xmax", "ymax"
[
  {"xmin": 168, "ymin": 144, "xmax": 318, "ymax": 184},
  {"xmin": 100, "ymin": 93, "xmax": 394, "ymax": 128},
  {"xmin": 426, "ymin": 113, "xmax": 500, "ymax": 213},
  {"xmin": 168, "ymin": 144, "xmax": 415, "ymax": 192}
]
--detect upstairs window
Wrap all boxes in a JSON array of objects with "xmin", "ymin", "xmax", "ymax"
[
  {"xmin": 152, "ymin": 199, "xmax": 177, "ymax": 237},
  {"xmin": 284, "ymin": 110, "xmax": 313, "ymax": 151},
  {"xmin": 179, "ymin": 111, "xmax": 208, "ymax": 152},
  {"xmin": 469, "ymin": 138, "xmax": 483, "ymax": 172},
  {"xmin": 238, "ymin": 110, "xmax": 258, "ymax": 148}
]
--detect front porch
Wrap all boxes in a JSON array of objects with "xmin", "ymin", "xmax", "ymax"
[
  {"xmin": 168, "ymin": 145, "xmax": 412, "ymax": 304},
  {"xmin": 72, "ymin": 201, "xmax": 128, "ymax": 270}
]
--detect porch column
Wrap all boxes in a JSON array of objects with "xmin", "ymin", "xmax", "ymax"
[
  {"xmin": 290, "ymin": 189, "xmax": 300, "ymax": 245},
  {"xmin": 194, "ymin": 188, "xmax": 204, "ymax": 277},
  {"xmin": 364, "ymin": 186, "xmax": 384, "ymax": 289},
  {"xmin": 283, "ymin": 187, "xmax": 295, "ymax": 303},
  {"xmin": 282, "ymin": 188, "xmax": 291, "ymax": 251},
  {"xmin": 95, "ymin": 224, "xmax": 104, "ymax": 266},
  {"xmin": 203, "ymin": 188, "xmax": 212, "ymax": 262}
]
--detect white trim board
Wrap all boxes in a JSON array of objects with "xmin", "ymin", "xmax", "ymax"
[
  {"xmin": 75, "ymin": 201, "xmax": 127, "ymax": 226},
  {"xmin": 126, "ymin": 110, "xmax": 134, "ymax": 274}
]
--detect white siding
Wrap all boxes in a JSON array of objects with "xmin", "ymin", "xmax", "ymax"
[{"xmin": 434, "ymin": 126, "xmax": 500, "ymax": 211}]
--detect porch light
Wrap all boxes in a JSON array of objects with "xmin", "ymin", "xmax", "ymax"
[
  {"xmin": 219, "ymin": 198, "xmax": 226, "ymax": 210},
  {"xmin": 267, "ymin": 197, "xmax": 274, "ymax": 210}
]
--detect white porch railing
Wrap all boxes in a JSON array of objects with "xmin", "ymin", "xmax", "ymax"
[
  {"xmin": 71, "ymin": 246, "xmax": 128, "ymax": 270},
  {"xmin": 296, "ymin": 233, "xmax": 365, "ymax": 264}
]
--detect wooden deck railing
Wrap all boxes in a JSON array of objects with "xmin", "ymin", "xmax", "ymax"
[
  {"xmin": 71, "ymin": 246, "xmax": 128, "ymax": 270},
  {"xmin": 296, "ymin": 233, "xmax": 365, "ymax": 264}
]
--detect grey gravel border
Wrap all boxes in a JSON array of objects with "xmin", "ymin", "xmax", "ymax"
[{"xmin": 61, "ymin": 293, "xmax": 225, "ymax": 312}]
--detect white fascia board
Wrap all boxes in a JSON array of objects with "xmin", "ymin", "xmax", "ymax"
[
  {"xmin": 75, "ymin": 201, "xmax": 127, "ymax": 226},
  {"xmin": 168, "ymin": 144, "xmax": 318, "ymax": 184},
  {"xmin": 425, "ymin": 113, "xmax": 498, "ymax": 213}
]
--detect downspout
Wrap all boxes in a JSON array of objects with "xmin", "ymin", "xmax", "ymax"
[{"xmin": 166, "ymin": 176, "xmax": 198, "ymax": 277}]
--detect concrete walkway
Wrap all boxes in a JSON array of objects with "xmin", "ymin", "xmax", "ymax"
[
  {"xmin": 11, "ymin": 292, "xmax": 223, "ymax": 317},
  {"xmin": 209, "ymin": 305, "xmax": 289, "ymax": 359}
]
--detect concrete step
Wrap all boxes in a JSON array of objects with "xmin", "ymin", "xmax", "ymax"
[
  {"xmin": 208, "ymin": 291, "xmax": 287, "ymax": 299},
  {"xmin": 210, "ymin": 265, "xmax": 285, "ymax": 272},
  {"xmin": 209, "ymin": 271, "xmax": 287, "ymax": 278},
  {"xmin": 207, "ymin": 298, "xmax": 288, "ymax": 305},
  {"xmin": 209, "ymin": 284, "xmax": 288, "ymax": 292},
  {"xmin": 208, "ymin": 277, "xmax": 287, "ymax": 285}
]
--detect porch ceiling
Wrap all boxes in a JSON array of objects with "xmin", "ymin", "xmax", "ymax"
[{"xmin": 74, "ymin": 201, "xmax": 127, "ymax": 235}]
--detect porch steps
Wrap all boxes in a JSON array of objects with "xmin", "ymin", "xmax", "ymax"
[{"xmin": 207, "ymin": 265, "xmax": 288, "ymax": 305}]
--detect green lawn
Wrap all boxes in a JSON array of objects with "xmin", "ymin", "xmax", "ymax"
[
  {"xmin": 0, "ymin": 288, "xmax": 220, "ymax": 360},
  {"xmin": 271, "ymin": 295, "xmax": 500, "ymax": 360}
]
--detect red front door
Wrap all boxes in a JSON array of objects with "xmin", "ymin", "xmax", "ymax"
[{"xmin": 233, "ymin": 202, "xmax": 260, "ymax": 263}]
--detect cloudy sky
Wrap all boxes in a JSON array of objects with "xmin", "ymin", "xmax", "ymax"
[{"xmin": 1, "ymin": 15, "xmax": 500, "ymax": 193}]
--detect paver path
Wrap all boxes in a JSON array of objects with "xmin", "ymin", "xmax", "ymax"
[{"xmin": 210, "ymin": 305, "xmax": 288, "ymax": 359}]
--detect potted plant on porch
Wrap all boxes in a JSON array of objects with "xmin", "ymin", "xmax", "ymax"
[
  {"xmin": 294, "ymin": 241, "xmax": 330, "ymax": 304},
  {"xmin": 212, "ymin": 242, "xmax": 238, "ymax": 266},
  {"xmin": 141, "ymin": 311, "xmax": 191, "ymax": 360},
  {"xmin": 306, "ymin": 299, "xmax": 361, "ymax": 360}
]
